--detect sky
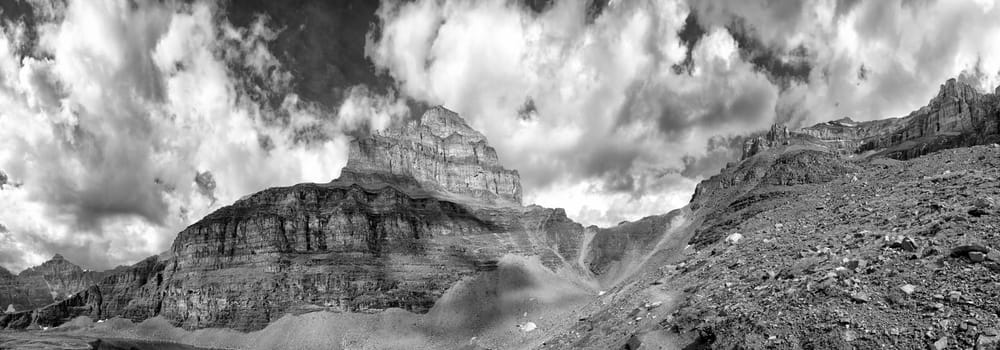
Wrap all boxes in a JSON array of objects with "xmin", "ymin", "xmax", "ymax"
[{"xmin": 0, "ymin": 0, "xmax": 998, "ymax": 272}]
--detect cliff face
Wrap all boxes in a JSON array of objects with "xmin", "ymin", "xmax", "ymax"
[
  {"xmin": 796, "ymin": 79, "xmax": 1000, "ymax": 159},
  {"xmin": 0, "ymin": 255, "xmax": 102, "ymax": 313},
  {"xmin": 16, "ymin": 107, "xmax": 639, "ymax": 332},
  {"xmin": 741, "ymin": 124, "xmax": 791, "ymax": 160},
  {"xmin": 346, "ymin": 106, "xmax": 523, "ymax": 205}
]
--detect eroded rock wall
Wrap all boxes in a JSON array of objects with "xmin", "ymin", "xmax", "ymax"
[{"xmin": 346, "ymin": 106, "xmax": 523, "ymax": 205}]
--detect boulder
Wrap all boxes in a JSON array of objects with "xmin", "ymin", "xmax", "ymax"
[
  {"xmin": 900, "ymin": 284, "xmax": 917, "ymax": 295},
  {"xmin": 952, "ymin": 245, "xmax": 991, "ymax": 257},
  {"xmin": 725, "ymin": 233, "xmax": 744, "ymax": 244}
]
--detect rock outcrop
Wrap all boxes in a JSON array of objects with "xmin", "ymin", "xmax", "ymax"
[
  {"xmin": 741, "ymin": 124, "xmax": 791, "ymax": 160},
  {"xmin": 346, "ymin": 106, "xmax": 523, "ymax": 205},
  {"xmin": 797, "ymin": 79, "xmax": 1000, "ymax": 159}
]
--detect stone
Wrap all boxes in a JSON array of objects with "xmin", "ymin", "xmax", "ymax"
[
  {"xmin": 977, "ymin": 333, "xmax": 1000, "ymax": 350},
  {"xmin": 952, "ymin": 245, "xmax": 990, "ymax": 257},
  {"xmin": 949, "ymin": 291, "xmax": 963, "ymax": 303},
  {"xmin": 930, "ymin": 337, "xmax": 948, "ymax": 350},
  {"xmin": 518, "ymin": 322, "xmax": 537, "ymax": 332},
  {"xmin": 900, "ymin": 284, "xmax": 918, "ymax": 295},
  {"xmin": 843, "ymin": 259, "xmax": 866, "ymax": 270},
  {"xmin": 844, "ymin": 329, "xmax": 858, "ymax": 342},
  {"xmin": 969, "ymin": 208, "xmax": 990, "ymax": 217},
  {"xmin": 973, "ymin": 197, "xmax": 995, "ymax": 209},
  {"xmin": 901, "ymin": 237, "xmax": 919, "ymax": 252},
  {"xmin": 986, "ymin": 262, "xmax": 1000, "ymax": 273},
  {"xmin": 971, "ymin": 251, "xmax": 986, "ymax": 262},
  {"xmin": 725, "ymin": 233, "xmax": 744, "ymax": 244},
  {"xmin": 850, "ymin": 292, "xmax": 871, "ymax": 303}
]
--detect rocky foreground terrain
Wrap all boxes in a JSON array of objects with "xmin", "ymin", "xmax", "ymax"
[{"xmin": 2, "ymin": 78, "xmax": 1000, "ymax": 349}]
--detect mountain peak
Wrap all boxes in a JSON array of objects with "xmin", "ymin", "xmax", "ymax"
[
  {"xmin": 416, "ymin": 106, "xmax": 486, "ymax": 141},
  {"xmin": 935, "ymin": 77, "xmax": 981, "ymax": 102},
  {"xmin": 344, "ymin": 107, "xmax": 523, "ymax": 205}
]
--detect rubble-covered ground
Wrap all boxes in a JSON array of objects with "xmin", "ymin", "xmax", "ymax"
[{"xmin": 543, "ymin": 145, "xmax": 1000, "ymax": 350}]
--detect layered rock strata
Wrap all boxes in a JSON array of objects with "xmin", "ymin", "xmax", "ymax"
[
  {"xmin": 14, "ymin": 107, "xmax": 620, "ymax": 332},
  {"xmin": 742, "ymin": 80, "xmax": 1000, "ymax": 162},
  {"xmin": 346, "ymin": 106, "xmax": 522, "ymax": 205},
  {"xmin": 799, "ymin": 79, "xmax": 1000, "ymax": 159}
]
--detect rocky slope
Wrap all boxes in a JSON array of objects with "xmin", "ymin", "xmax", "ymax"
[
  {"xmin": 0, "ymin": 255, "xmax": 102, "ymax": 314},
  {"xmin": 535, "ymin": 80, "xmax": 1000, "ymax": 349}
]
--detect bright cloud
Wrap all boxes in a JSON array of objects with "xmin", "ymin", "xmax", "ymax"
[
  {"xmin": 367, "ymin": 0, "xmax": 778, "ymax": 226},
  {"xmin": 0, "ymin": 0, "xmax": 405, "ymax": 272}
]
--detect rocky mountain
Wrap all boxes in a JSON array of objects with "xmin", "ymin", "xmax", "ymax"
[
  {"xmin": 5, "ymin": 79, "xmax": 1000, "ymax": 350},
  {"xmin": 0, "ymin": 254, "xmax": 102, "ymax": 314},
  {"xmin": 346, "ymin": 106, "xmax": 523, "ymax": 205},
  {"xmin": 790, "ymin": 78, "xmax": 1000, "ymax": 160},
  {"xmin": 535, "ymin": 80, "xmax": 1000, "ymax": 349},
  {"xmin": 2, "ymin": 107, "xmax": 651, "ymax": 332}
]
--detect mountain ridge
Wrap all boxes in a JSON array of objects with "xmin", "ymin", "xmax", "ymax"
[{"xmin": 4, "ymin": 78, "xmax": 1000, "ymax": 350}]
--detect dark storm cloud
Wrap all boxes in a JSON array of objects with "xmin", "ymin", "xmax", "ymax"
[
  {"xmin": 223, "ymin": 0, "xmax": 392, "ymax": 112},
  {"xmin": 672, "ymin": 11, "xmax": 706, "ymax": 75},
  {"xmin": 194, "ymin": 171, "xmax": 216, "ymax": 201},
  {"xmin": 725, "ymin": 19, "xmax": 812, "ymax": 88}
]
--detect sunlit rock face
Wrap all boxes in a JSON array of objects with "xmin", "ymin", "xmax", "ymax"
[{"xmin": 347, "ymin": 106, "xmax": 523, "ymax": 205}]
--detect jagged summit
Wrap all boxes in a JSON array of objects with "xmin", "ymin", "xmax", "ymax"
[
  {"xmin": 344, "ymin": 106, "xmax": 523, "ymax": 205},
  {"xmin": 413, "ymin": 106, "xmax": 488, "ymax": 141},
  {"xmin": 740, "ymin": 124, "xmax": 791, "ymax": 160}
]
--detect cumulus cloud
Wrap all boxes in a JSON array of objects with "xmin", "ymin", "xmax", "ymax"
[
  {"xmin": 0, "ymin": 0, "xmax": 406, "ymax": 272},
  {"xmin": 3, "ymin": 0, "xmax": 998, "ymax": 271},
  {"xmin": 367, "ymin": 0, "xmax": 778, "ymax": 226},
  {"xmin": 366, "ymin": 0, "xmax": 1000, "ymax": 227},
  {"xmin": 689, "ymin": 0, "xmax": 1000, "ymax": 127}
]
